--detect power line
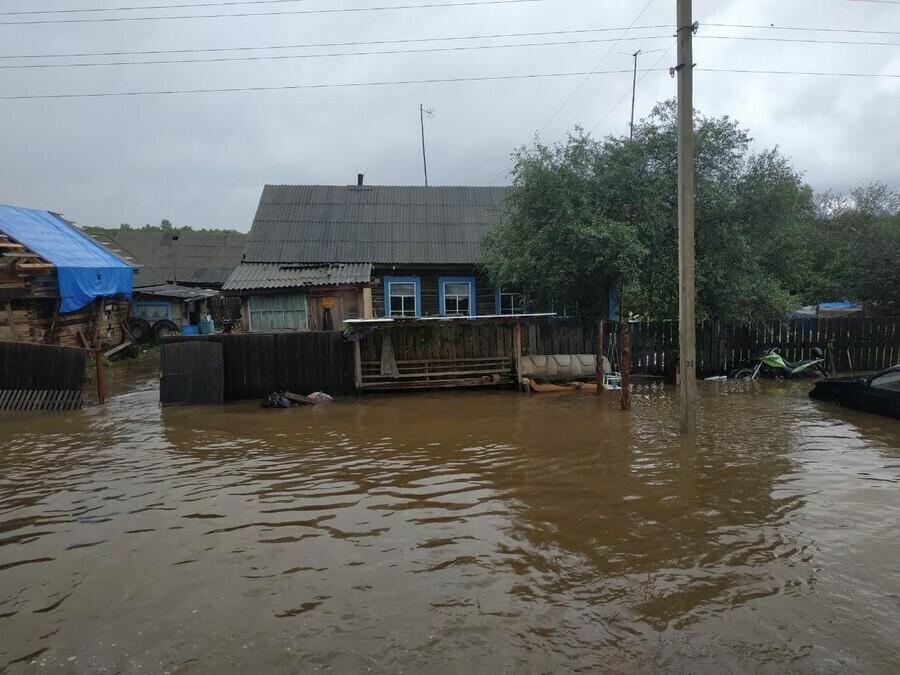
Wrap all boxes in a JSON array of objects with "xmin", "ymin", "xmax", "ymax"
[
  {"xmin": 3, "ymin": 1, "xmax": 314, "ymax": 16},
  {"xmin": 535, "ymin": 0, "xmax": 657, "ymax": 136},
  {"xmin": 1, "ymin": 67, "xmax": 896, "ymax": 101},
  {"xmin": 0, "ymin": 35, "xmax": 675, "ymax": 70},
  {"xmin": 0, "ymin": 0, "xmax": 557, "ymax": 26},
  {"xmin": 0, "ymin": 25, "xmax": 674, "ymax": 60},
  {"xmin": 0, "ymin": 69, "xmax": 645, "ymax": 99},
  {"xmin": 698, "ymin": 35, "xmax": 900, "ymax": 46},
  {"xmin": 707, "ymin": 22, "xmax": 900, "ymax": 36},
  {"xmin": 698, "ymin": 67, "xmax": 900, "ymax": 76},
  {"xmin": 589, "ymin": 41, "xmax": 675, "ymax": 133}
]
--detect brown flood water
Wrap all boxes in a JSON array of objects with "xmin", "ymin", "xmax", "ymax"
[{"xmin": 1, "ymin": 365, "xmax": 899, "ymax": 674}]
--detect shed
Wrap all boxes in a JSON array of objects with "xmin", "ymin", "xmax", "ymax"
[{"xmin": 0, "ymin": 204, "xmax": 133, "ymax": 348}]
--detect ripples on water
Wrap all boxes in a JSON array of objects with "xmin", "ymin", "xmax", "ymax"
[{"xmin": 1, "ymin": 374, "xmax": 899, "ymax": 673}]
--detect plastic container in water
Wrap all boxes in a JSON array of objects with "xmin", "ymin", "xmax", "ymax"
[{"xmin": 182, "ymin": 325, "xmax": 199, "ymax": 335}]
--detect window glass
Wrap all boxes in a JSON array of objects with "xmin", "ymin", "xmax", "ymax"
[
  {"xmin": 248, "ymin": 292, "xmax": 307, "ymax": 330},
  {"xmin": 870, "ymin": 371, "xmax": 900, "ymax": 392},
  {"xmin": 442, "ymin": 280, "xmax": 471, "ymax": 316},
  {"xmin": 388, "ymin": 281, "xmax": 417, "ymax": 317},
  {"xmin": 498, "ymin": 291, "xmax": 524, "ymax": 315}
]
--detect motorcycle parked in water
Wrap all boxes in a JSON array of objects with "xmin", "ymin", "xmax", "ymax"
[{"xmin": 731, "ymin": 347, "xmax": 829, "ymax": 380}]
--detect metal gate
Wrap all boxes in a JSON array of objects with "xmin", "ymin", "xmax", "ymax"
[{"xmin": 160, "ymin": 341, "xmax": 224, "ymax": 405}]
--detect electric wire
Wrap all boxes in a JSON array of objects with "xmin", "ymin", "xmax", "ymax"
[
  {"xmin": 534, "ymin": 0, "xmax": 657, "ymax": 136},
  {"xmin": 588, "ymin": 41, "xmax": 675, "ymax": 133},
  {"xmin": 0, "ymin": 35, "xmax": 676, "ymax": 70},
  {"xmin": 0, "ymin": 25, "xmax": 674, "ymax": 60},
  {"xmin": 707, "ymin": 22, "xmax": 900, "ymax": 36},
  {"xmin": 2, "ymin": 32, "xmax": 895, "ymax": 70},
  {"xmin": 1, "ymin": 1, "xmax": 332, "ymax": 16},
  {"xmin": 0, "ymin": 0, "xmax": 558, "ymax": 26},
  {"xmin": 3, "ymin": 67, "xmax": 895, "ymax": 101}
]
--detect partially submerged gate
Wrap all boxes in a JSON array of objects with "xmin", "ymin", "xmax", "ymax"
[{"xmin": 160, "ymin": 341, "xmax": 224, "ymax": 405}]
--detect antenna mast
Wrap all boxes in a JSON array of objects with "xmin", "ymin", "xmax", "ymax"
[{"xmin": 419, "ymin": 104, "xmax": 433, "ymax": 186}]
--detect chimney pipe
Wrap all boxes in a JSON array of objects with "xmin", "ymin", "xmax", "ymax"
[{"xmin": 357, "ymin": 173, "xmax": 364, "ymax": 186}]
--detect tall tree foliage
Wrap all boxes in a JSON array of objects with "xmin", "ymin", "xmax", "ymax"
[
  {"xmin": 482, "ymin": 101, "xmax": 814, "ymax": 322},
  {"xmin": 807, "ymin": 183, "xmax": 900, "ymax": 314}
]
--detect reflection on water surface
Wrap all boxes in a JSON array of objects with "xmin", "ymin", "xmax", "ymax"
[{"xmin": 1, "ymin": 372, "xmax": 899, "ymax": 673}]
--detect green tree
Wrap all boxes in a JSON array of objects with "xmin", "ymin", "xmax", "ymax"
[
  {"xmin": 807, "ymin": 183, "xmax": 900, "ymax": 314},
  {"xmin": 482, "ymin": 101, "xmax": 815, "ymax": 322}
]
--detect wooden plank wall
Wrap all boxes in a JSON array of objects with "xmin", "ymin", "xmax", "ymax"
[
  {"xmin": 0, "ymin": 297, "xmax": 129, "ymax": 348},
  {"xmin": 0, "ymin": 341, "xmax": 87, "ymax": 391},
  {"xmin": 527, "ymin": 317, "xmax": 899, "ymax": 376},
  {"xmin": 164, "ymin": 331, "xmax": 356, "ymax": 400},
  {"xmin": 359, "ymin": 323, "xmax": 516, "ymax": 363}
]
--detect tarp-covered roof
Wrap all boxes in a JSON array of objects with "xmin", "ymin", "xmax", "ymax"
[
  {"xmin": 791, "ymin": 301, "xmax": 862, "ymax": 319},
  {"xmin": 0, "ymin": 204, "xmax": 133, "ymax": 313},
  {"xmin": 223, "ymin": 262, "xmax": 372, "ymax": 291},
  {"xmin": 113, "ymin": 230, "xmax": 246, "ymax": 286},
  {"xmin": 243, "ymin": 185, "xmax": 511, "ymax": 265}
]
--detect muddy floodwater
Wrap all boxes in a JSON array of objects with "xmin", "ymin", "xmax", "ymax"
[{"xmin": 2, "ymin": 368, "xmax": 899, "ymax": 674}]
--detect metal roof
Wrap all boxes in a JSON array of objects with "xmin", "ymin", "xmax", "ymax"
[
  {"xmin": 113, "ymin": 231, "xmax": 246, "ymax": 286},
  {"xmin": 243, "ymin": 185, "xmax": 511, "ymax": 265},
  {"xmin": 135, "ymin": 283, "xmax": 220, "ymax": 301},
  {"xmin": 222, "ymin": 262, "xmax": 373, "ymax": 291},
  {"xmin": 85, "ymin": 232, "xmax": 168, "ymax": 288}
]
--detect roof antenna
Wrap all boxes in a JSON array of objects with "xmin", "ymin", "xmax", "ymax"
[{"xmin": 419, "ymin": 104, "xmax": 434, "ymax": 187}]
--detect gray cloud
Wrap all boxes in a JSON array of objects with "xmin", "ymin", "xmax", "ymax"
[{"xmin": 1, "ymin": 0, "xmax": 897, "ymax": 231}]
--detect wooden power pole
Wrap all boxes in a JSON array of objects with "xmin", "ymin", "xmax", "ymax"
[{"xmin": 677, "ymin": 0, "xmax": 697, "ymax": 434}]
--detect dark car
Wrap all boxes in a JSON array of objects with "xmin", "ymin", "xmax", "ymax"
[{"xmin": 809, "ymin": 365, "xmax": 900, "ymax": 419}]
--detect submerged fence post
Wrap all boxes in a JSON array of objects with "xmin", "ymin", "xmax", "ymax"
[
  {"xmin": 596, "ymin": 319, "xmax": 604, "ymax": 395},
  {"xmin": 620, "ymin": 322, "xmax": 631, "ymax": 411},
  {"xmin": 95, "ymin": 348, "xmax": 106, "ymax": 405}
]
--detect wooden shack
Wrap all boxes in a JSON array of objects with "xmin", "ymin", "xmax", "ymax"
[{"xmin": 0, "ymin": 205, "xmax": 133, "ymax": 349}]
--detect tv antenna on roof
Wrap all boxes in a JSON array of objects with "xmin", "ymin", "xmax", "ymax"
[{"xmin": 419, "ymin": 104, "xmax": 434, "ymax": 187}]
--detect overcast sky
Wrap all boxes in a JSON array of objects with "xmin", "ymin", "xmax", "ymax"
[{"xmin": 1, "ymin": 0, "xmax": 898, "ymax": 231}]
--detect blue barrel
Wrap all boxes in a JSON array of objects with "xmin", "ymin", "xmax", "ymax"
[
  {"xmin": 199, "ymin": 319, "xmax": 215, "ymax": 335},
  {"xmin": 181, "ymin": 325, "xmax": 199, "ymax": 335}
]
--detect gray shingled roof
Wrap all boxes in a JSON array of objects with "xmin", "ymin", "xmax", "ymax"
[
  {"xmin": 243, "ymin": 185, "xmax": 511, "ymax": 265},
  {"xmin": 85, "ymin": 231, "xmax": 168, "ymax": 288},
  {"xmin": 113, "ymin": 231, "xmax": 246, "ymax": 286},
  {"xmin": 223, "ymin": 262, "xmax": 373, "ymax": 291}
]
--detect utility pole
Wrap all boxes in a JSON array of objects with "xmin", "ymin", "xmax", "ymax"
[
  {"xmin": 419, "ymin": 104, "xmax": 433, "ymax": 187},
  {"xmin": 629, "ymin": 49, "xmax": 641, "ymax": 140},
  {"xmin": 676, "ymin": 0, "xmax": 697, "ymax": 434}
]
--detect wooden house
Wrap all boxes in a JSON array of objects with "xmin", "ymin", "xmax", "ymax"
[
  {"xmin": 225, "ymin": 181, "xmax": 526, "ymax": 331},
  {"xmin": 87, "ymin": 232, "xmax": 221, "ymax": 329},
  {"xmin": 0, "ymin": 205, "xmax": 133, "ymax": 349}
]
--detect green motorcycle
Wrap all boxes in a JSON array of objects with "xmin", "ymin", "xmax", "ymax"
[{"xmin": 731, "ymin": 347, "xmax": 829, "ymax": 380}]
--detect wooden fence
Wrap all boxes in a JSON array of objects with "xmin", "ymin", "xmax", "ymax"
[
  {"xmin": 0, "ymin": 341, "xmax": 87, "ymax": 411},
  {"xmin": 527, "ymin": 317, "xmax": 899, "ymax": 376},
  {"xmin": 163, "ymin": 331, "xmax": 355, "ymax": 402},
  {"xmin": 357, "ymin": 323, "xmax": 517, "ymax": 390}
]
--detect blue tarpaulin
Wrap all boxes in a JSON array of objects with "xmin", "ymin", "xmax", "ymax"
[
  {"xmin": 0, "ymin": 204, "xmax": 132, "ymax": 313},
  {"xmin": 790, "ymin": 301, "xmax": 862, "ymax": 319}
]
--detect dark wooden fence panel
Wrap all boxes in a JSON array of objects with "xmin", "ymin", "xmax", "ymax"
[
  {"xmin": 164, "ymin": 331, "xmax": 356, "ymax": 401},
  {"xmin": 0, "ymin": 341, "xmax": 86, "ymax": 391},
  {"xmin": 160, "ymin": 341, "xmax": 224, "ymax": 405},
  {"xmin": 521, "ymin": 317, "xmax": 900, "ymax": 376}
]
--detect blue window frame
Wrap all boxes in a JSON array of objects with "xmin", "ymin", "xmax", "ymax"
[
  {"xmin": 384, "ymin": 276, "xmax": 421, "ymax": 317},
  {"xmin": 439, "ymin": 277, "xmax": 476, "ymax": 316},
  {"xmin": 494, "ymin": 288, "xmax": 525, "ymax": 315}
]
